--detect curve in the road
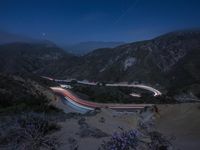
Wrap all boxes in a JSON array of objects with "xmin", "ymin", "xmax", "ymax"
[
  {"xmin": 42, "ymin": 76, "xmax": 161, "ymax": 111},
  {"xmin": 42, "ymin": 76, "xmax": 162, "ymax": 97},
  {"xmin": 106, "ymin": 83, "xmax": 162, "ymax": 96},
  {"xmin": 51, "ymin": 87, "xmax": 152, "ymax": 111}
]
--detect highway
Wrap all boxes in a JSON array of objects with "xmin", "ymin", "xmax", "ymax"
[
  {"xmin": 42, "ymin": 77, "xmax": 161, "ymax": 97},
  {"xmin": 69, "ymin": 80, "xmax": 162, "ymax": 97},
  {"xmin": 54, "ymin": 79, "xmax": 162, "ymax": 97},
  {"xmin": 106, "ymin": 83, "xmax": 162, "ymax": 96},
  {"xmin": 42, "ymin": 76, "xmax": 162, "ymax": 111},
  {"xmin": 51, "ymin": 87, "xmax": 152, "ymax": 111}
]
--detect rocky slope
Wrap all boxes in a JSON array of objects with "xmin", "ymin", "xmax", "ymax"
[
  {"xmin": 57, "ymin": 30, "xmax": 200, "ymax": 98},
  {"xmin": 64, "ymin": 30, "xmax": 200, "ymax": 83},
  {"xmin": 0, "ymin": 30, "xmax": 199, "ymax": 97}
]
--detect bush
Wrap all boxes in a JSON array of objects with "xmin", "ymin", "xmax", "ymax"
[
  {"xmin": 101, "ymin": 130, "xmax": 139, "ymax": 150},
  {"xmin": 101, "ymin": 130, "xmax": 173, "ymax": 150},
  {"xmin": 0, "ymin": 113, "xmax": 60, "ymax": 150}
]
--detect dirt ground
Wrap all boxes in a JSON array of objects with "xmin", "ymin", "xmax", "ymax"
[
  {"xmin": 52, "ymin": 96, "xmax": 200, "ymax": 150},
  {"xmin": 53, "ymin": 109, "xmax": 139, "ymax": 150},
  {"xmin": 156, "ymin": 103, "xmax": 200, "ymax": 150}
]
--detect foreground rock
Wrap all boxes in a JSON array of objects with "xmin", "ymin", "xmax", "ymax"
[{"xmin": 53, "ymin": 107, "xmax": 175, "ymax": 150}]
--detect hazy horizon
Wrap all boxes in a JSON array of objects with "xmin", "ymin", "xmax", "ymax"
[{"xmin": 1, "ymin": 0, "xmax": 200, "ymax": 44}]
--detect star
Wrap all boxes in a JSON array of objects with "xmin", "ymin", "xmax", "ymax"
[{"xmin": 42, "ymin": 32, "xmax": 46, "ymax": 37}]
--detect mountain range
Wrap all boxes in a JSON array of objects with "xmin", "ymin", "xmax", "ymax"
[
  {"xmin": 0, "ymin": 30, "xmax": 124, "ymax": 55},
  {"xmin": 62, "ymin": 41, "xmax": 125, "ymax": 55},
  {"xmin": 0, "ymin": 29, "xmax": 199, "ymax": 97},
  {"xmin": 0, "ymin": 30, "xmax": 39, "ymax": 44}
]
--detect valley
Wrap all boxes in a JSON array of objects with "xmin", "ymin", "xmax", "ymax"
[
  {"xmin": 0, "ymin": 29, "xmax": 200, "ymax": 150},
  {"xmin": 0, "ymin": 30, "xmax": 199, "ymax": 101},
  {"xmin": 1, "ymin": 0, "xmax": 200, "ymax": 149}
]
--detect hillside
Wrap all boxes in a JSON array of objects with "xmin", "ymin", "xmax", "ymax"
[
  {"xmin": 64, "ymin": 30, "xmax": 199, "ymax": 81},
  {"xmin": 0, "ymin": 73, "xmax": 59, "ymax": 112},
  {"xmin": 0, "ymin": 42, "xmax": 76, "ymax": 74},
  {"xmin": 57, "ymin": 30, "xmax": 200, "ymax": 97},
  {"xmin": 0, "ymin": 73, "xmax": 65, "ymax": 149},
  {"xmin": 0, "ymin": 30, "xmax": 200, "ymax": 98}
]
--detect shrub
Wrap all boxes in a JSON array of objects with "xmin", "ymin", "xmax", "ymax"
[
  {"xmin": 0, "ymin": 113, "xmax": 60, "ymax": 150},
  {"xmin": 101, "ymin": 130, "xmax": 139, "ymax": 150},
  {"xmin": 101, "ymin": 130, "xmax": 173, "ymax": 150}
]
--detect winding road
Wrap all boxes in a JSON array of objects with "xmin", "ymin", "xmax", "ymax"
[
  {"xmin": 106, "ymin": 83, "xmax": 162, "ymax": 96},
  {"xmin": 51, "ymin": 87, "xmax": 152, "ymax": 111},
  {"xmin": 54, "ymin": 79, "xmax": 162, "ymax": 97},
  {"xmin": 42, "ymin": 76, "xmax": 162, "ymax": 111}
]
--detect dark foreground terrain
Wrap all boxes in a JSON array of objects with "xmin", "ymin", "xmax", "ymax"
[
  {"xmin": 0, "ymin": 73, "xmax": 64, "ymax": 150},
  {"xmin": 0, "ymin": 73, "xmax": 177, "ymax": 150}
]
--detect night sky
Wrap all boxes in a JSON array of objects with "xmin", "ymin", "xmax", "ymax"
[{"xmin": 0, "ymin": 0, "xmax": 200, "ymax": 44}]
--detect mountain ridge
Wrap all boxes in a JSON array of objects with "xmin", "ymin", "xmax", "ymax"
[
  {"xmin": 0, "ymin": 29, "xmax": 199, "ymax": 97},
  {"xmin": 63, "ymin": 41, "xmax": 125, "ymax": 55}
]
